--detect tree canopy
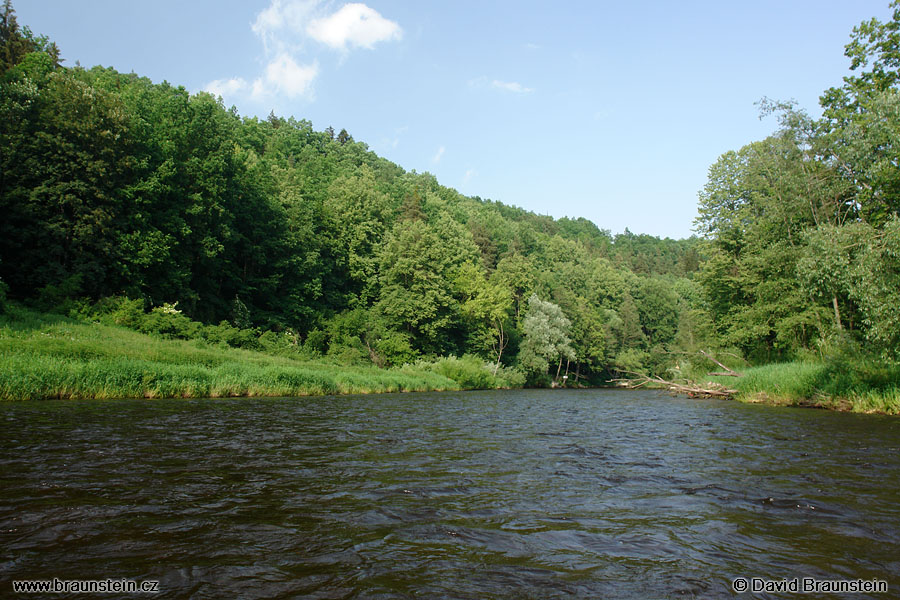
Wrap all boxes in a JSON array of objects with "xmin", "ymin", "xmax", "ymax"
[{"xmin": 3, "ymin": 0, "xmax": 898, "ymax": 385}]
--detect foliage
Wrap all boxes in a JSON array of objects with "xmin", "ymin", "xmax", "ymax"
[
  {"xmin": 0, "ymin": 305, "xmax": 508, "ymax": 400},
  {"xmin": 413, "ymin": 355, "xmax": 515, "ymax": 390},
  {"xmin": 709, "ymin": 359, "xmax": 900, "ymax": 414},
  {"xmin": 518, "ymin": 295, "xmax": 575, "ymax": 380},
  {"xmin": 5, "ymin": 1, "xmax": 898, "ymax": 403}
]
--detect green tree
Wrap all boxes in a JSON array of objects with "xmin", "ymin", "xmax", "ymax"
[
  {"xmin": 377, "ymin": 218, "xmax": 477, "ymax": 355},
  {"xmin": 1, "ymin": 0, "xmax": 59, "ymax": 73},
  {"xmin": 452, "ymin": 262, "xmax": 513, "ymax": 372},
  {"xmin": 324, "ymin": 165, "xmax": 393, "ymax": 306},
  {"xmin": 0, "ymin": 65, "xmax": 135, "ymax": 300},
  {"xmin": 493, "ymin": 253, "xmax": 537, "ymax": 321},
  {"xmin": 518, "ymin": 294, "xmax": 576, "ymax": 382}
]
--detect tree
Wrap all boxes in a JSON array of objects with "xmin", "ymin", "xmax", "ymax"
[
  {"xmin": 324, "ymin": 165, "xmax": 393, "ymax": 306},
  {"xmin": 820, "ymin": 3, "xmax": 900, "ymax": 226},
  {"xmin": 821, "ymin": 0, "xmax": 900, "ymax": 122},
  {"xmin": 377, "ymin": 218, "xmax": 477, "ymax": 355},
  {"xmin": 631, "ymin": 277, "xmax": 679, "ymax": 347},
  {"xmin": 850, "ymin": 216, "xmax": 900, "ymax": 355},
  {"xmin": 452, "ymin": 262, "xmax": 513, "ymax": 372},
  {"xmin": 0, "ymin": 64, "xmax": 135, "ymax": 300},
  {"xmin": 399, "ymin": 187, "xmax": 426, "ymax": 222},
  {"xmin": 518, "ymin": 294, "xmax": 575, "ymax": 382},
  {"xmin": 1, "ymin": 0, "xmax": 60, "ymax": 73},
  {"xmin": 493, "ymin": 253, "xmax": 537, "ymax": 321}
]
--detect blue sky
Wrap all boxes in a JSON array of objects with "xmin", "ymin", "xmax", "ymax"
[{"xmin": 17, "ymin": 0, "xmax": 894, "ymax": 239}]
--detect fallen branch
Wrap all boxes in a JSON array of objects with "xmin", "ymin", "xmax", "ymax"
[
  {"xmin": 610, "ymin": 371, "xmax": 738, "ymax": 399},
  {"xmin": 699, "ymin": 350, "xmax": 742, "ymax": 376}
]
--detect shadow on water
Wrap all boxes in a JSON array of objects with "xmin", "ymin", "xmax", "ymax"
[{"xmin": 1, "ymin": 389, "xmax": 898, "ymax": 598}]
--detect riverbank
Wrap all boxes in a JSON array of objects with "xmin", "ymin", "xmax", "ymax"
[
  {"xmin": 4, "ymin": 306, "xmax": 897, "ymax": 413},
  {"xmin": 707, "ymin": 361, "xmax": 900, "ymax": 415},
  {"xmin": 0, "ymin": 307, "xmax": 516, "ymax": 401}
]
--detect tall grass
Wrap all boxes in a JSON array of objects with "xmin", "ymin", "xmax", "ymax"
[
  {"xmin": 708, "ymin": 360, "xmax": 900, "ymax": 414},
  {"xmin": 0, "ymin": 306, "xmax": 469, "ymax": 400}
]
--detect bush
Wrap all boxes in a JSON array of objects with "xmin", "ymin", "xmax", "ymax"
[
  {"xmin": 421, "ymin": 355, "xmax": 500, "ymax": 389},
  {"xmin": 494, "ymin": 364, "xmax": 526, "ymax": 388},
  {"xmin": 257, "ymin": 329, "xmax": 301, "ymax": 356},
  {"xmin": 302, "ymin": 328, "xmax": 326, "ymax": 354},
  {"xmin": 201, "ymin": 321, "xmax": 259, "ymax": 349},
  {"xmin": 138, "ymin": 304, "xmax": 200, "ymax": 339},
  {"xmin": 372, "ymin": 330, "xmax": 417, "ymax": 367},
  {"xmin": 33, "ymin": 274, "xmax": 84, "ymax": 314}
]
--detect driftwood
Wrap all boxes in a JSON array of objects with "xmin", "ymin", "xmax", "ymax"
[
  {"xmin": 609, "ymin": 371, "xmax": 738, "ymax": 399},
  {"xmin": 699, "ymin": 350, "xmax": 741, "ymax": 376}
]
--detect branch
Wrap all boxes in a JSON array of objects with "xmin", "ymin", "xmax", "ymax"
[
  {"xmin": 699, "ymin": 350, "xmax": 741, "ymax": 376},
  {"xmin": 609, "ymin": 370, "xmax": 738, "ymax": 399}
]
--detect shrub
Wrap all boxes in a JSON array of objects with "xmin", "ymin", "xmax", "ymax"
[
  {"xmin": 423, "ymin": 355, "xmax": 499, "ymax": 389},
  {"xmin": 201, "ymin": 321, "xmax": 259, "ymax": 349},
  {"xmin": 139, "ymin": 304, "xmax": 200, "ymax": 339}
]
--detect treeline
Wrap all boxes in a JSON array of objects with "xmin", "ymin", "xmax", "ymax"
[
  {"xmin": 694, "ymin": 2, "xmax": 900, "ymax": 363},
  {"xmin": 5, "ymin": 0, "xmax": 896, "ymax": 390},
  {"xmin": 0, "ymin": 1, "xmax": 704, "ymax": 385}
]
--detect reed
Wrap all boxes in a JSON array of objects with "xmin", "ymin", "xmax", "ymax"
[
  {"xmin": 0, "ymin": 306, "xmax": 468, "ymax": 401},
  {"xmin": 708, "ymin": 360, "xmax": 900, "ymax": 414}
]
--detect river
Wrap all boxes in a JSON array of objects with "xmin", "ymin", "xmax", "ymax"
[{"xmin": 1, "ymin": 389, "xmax": 898, "ymax": 598}]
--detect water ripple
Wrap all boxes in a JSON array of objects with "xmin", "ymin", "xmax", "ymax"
[{"xmin": 2, "ymin": 389, "xmax": 899, "ymax": 598}]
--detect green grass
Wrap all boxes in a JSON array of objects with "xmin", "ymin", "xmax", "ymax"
[
  {"xmin": 0, "ymin": 306, "xmax": 491, "ymax": 400},
  {"xmin": 707, "ymin": 360, "xmax": 900, "ymax": 414}
]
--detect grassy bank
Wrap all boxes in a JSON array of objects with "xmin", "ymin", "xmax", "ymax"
[
  {"xmin": 707, "ymin": 361, "xmax": 900, "ymax": 414},
  {"xmin": 0, "ymin": 306, "xmax": 515, "ymax": 401}
]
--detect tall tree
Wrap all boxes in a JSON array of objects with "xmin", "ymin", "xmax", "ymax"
[{"xmin": 518, "ymin": 294, "xmax": 576, "ymax": 382}]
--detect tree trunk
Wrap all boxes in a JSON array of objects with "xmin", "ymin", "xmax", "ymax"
[
  {"xmin": 832, "ymin": 295, "xmax": 843, "ymax": 330},
  {"xmin": 699, "ymin": 350, "xmax": 741, "ymax": 376},
  {"xmin": 493, "ymin": 319, "xmax": 505, "ymax": 376}
]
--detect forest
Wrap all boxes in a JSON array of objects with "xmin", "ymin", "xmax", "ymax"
[{"xmin": 1, "ymin": 1, "xmax": 898, "ymax": 408}]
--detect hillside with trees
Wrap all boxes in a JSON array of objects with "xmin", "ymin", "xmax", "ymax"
[
  {"xmin": 0, "ymin": 0, "xmax": 708, "ymax": 388},
  {"xmin": 1, "ymin": 0, "xmax": 898, "ymax": 408}
]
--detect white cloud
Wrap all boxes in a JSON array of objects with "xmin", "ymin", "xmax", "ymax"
[
  {"xmin": 252, "ymin": 0, "xmax": 319, "ymax": 52},
  {"xmin": 252, "ymin": 53, "xmax": 319, "ymax": 100},
  {"xmin": 252, "ymin": 0, "xmax": 286, "ymax": 36},
  {"xmin": 390, "ymin": 126, "xmax": 408, "ymax": 148},
  {"xmin": 307, "ymin": 3, "xmax": 402, "ymax": 50},
  {"xmin": 491, "ymin": 79, "xmax": 534, "ymax": 94},
  {"xmin": 204, "ymin": 77, "xmax": 248, "ymax": 99},
  {"xmin": 207, "ymin": 1, "xmax": 401, "ymax": 109},
  {"xmin": 463, "ymin": 169, "xmax": 478, "ymax": 184},
  {"xmin": 432, "ymin": 145, "xmax": 445, "ymax": 164},
  {"xmin": 469, "ymin": 76, "xmax": 535, "ymax": 94}
]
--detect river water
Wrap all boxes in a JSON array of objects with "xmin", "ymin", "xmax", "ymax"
[{"xmin": 1, "ymin": 389, "xmax": 898, "ymax": 598}]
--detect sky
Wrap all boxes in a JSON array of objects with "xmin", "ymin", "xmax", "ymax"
[{"xmin": 16, "ymin": 0, "xmax": 895, "ymax": 239}]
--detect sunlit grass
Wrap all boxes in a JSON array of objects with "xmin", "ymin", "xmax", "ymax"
[
  {"xmin": 708, "ymin": 360, "xmax": 900, "ymax": 414},
  {"xmin": 0, "ymin": 306, "xmax": 462, "ymax": 400}
]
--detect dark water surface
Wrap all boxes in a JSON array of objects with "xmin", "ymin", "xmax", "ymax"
[{"xmin": 1, "ymin": 389, "xmax": 899, "ymax": 598}]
